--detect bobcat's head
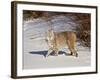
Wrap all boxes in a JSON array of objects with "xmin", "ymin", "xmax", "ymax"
[{"xmin": 45, "ymin": 29, "xmax": 55, "ymax": 48}]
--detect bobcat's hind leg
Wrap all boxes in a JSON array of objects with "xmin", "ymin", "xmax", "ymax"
[
  {"xmin": 67, "ymin": 40, "xmax": 73, "ymax": 55},
  {"xmin": 71, "ymin": 49, "xmax": 78, "ymax": 57},
  {"xmin": 67, "ymin": 40, "xmax": 78, "ymax": 57}
]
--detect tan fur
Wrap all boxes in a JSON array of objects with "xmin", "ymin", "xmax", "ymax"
[{"xmin": 45, "ymin": 30, "xmax": 78, "ymax": 57}]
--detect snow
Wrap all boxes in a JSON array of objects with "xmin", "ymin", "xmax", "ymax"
[{"xmin": 23, "ymin": 15, "xmax": 91, "ymax": 69}]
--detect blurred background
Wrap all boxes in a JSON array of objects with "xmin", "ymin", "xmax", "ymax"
[{"xmin": 23, "ymin": 10, "xmax": 91, "ymax": 47}]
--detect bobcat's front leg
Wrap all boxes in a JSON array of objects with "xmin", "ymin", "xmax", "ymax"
[
  {"xmin": 54, "ymin": 48, "xmax": 59, "ymax": 56},
  {"xmin": 45, "ymin": 48, "xmax": 53, "ymax": 57}
]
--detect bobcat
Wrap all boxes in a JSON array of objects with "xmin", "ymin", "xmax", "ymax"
[{"xmin": 45, "ymin": 29, "xmax": 78, "ymax": 57}]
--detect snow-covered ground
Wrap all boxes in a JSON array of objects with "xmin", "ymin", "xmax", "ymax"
[{"xmin": 23, "ymin": 16, "xmax": 91, "ymax": 69}]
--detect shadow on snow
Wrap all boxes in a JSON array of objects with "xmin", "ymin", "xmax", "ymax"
[{"xmin": 29, "ymin": 51, "xmax": 72, "ymax": 57}]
